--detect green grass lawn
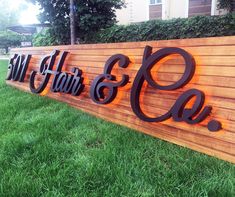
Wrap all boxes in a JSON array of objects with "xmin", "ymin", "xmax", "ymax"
[{"xmin": 0, "ymin": 60, "xmax": 234, "ymax": 197}]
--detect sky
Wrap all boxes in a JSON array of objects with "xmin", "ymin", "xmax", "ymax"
[{"xmin": 8, "ymin": 0, "xmax": 40, "ymax": 24}]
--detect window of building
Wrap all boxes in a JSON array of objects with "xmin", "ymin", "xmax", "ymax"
[
  {"xmin": 150, "ymin": 0, "xmax": 162, "ymax": 5},
  {"xmin": 188, "ymin": 0, "xmax": 212, "ymax": 17}
]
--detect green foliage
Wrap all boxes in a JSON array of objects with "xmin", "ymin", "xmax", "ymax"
[
  {"xmin": 33, "ymin": 29, "xmax": 59, "ymax": 46},
  {"xmin": 217, "ymin": 0, "xmax": 234, "ymax": 12},
  {"xmin": 0, "ymin": 0, "xmax": 31, "ymax": 53},
  {"xmin": 29, "ymin": 0, "xmax": 125, "ymax": 44},
  {"xmin": 0, "ymin": 31, "xmax": 22, "ymax": 53},
  {"xmin": 89, "ymin": 13, "xmax": 235, "ymax": 44},
  {"xmin": 0, "ymin": 60, "xmax": 235, "ymax": 196}
]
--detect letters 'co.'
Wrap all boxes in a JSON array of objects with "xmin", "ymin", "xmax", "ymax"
[
  {"xmin": 130, "ymin": 46, "xmax": 222, "ymax": 132},
  {"xmin": 6, "ymin": 46, "xmax": 222, "ymax": 132}
]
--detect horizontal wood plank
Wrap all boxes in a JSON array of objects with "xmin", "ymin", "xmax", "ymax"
[{"xmin": 7, "ymin": 36, "xmax": 235, "ymax": 163}]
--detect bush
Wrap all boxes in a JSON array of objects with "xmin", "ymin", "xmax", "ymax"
[
  {"xmin": 88, "ymin": 13, "xmax": 235, "ymax": 43},
  {"xmin": 0, "ymin": 31, "xmax": 22, "ymax": 54},
  {"xmin": 33, "ymin": 29, "xmax": 60, "ymax": 47},
  {"xmin": 217, "ymin": 0, "xmax": 234, "ymax": 12},
  {"xmin": 33, "ymin": 13, "xmax": 235, "ymax": 46}
]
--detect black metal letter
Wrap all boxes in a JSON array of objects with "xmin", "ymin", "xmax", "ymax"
[
  {"xmin": 131, "ymin": 46, "xmax": 195, "ymax": 122},
  {"xmin": 171, "ymin": 89, "xmax": 212, "ymax": 124},
  {"xmin": 30, "ymin": 50, "xmax": 60, "ymax": 94},
  {"xmin": 29, "ymin": 50, "xmax": 84, "ymax": 96},
  {"xmin": 90, "ymin": 54, "xmax": 130, "ymax": 104},
  {"xmin": 130, "ymin": 46, "xmax": 221, "ymax": 131},
  {"xmin": 6, "ymin": 54, "xmax": 31, "ymax": 82}
]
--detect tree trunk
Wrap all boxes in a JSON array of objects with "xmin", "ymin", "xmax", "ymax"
[
  {"xmin": 5, "ymin": 46, "xmax": 8, "ymax": 54},
  {"xmin": 70, "ymin": 0, "xmax": 76, "ymax": 45}
]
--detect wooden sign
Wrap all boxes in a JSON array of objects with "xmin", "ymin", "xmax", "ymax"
[{"xmin": 6, "ymin": 36, "xmax": 235, "ymax": 163}]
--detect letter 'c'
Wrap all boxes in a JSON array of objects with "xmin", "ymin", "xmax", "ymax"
[{"xmin": 130, "ymin": 46, "xmax": 196, "ymax": 122}]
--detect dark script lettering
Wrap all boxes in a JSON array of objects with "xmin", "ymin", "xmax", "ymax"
[
  {"xmin": 29, "ymin": 50, "xmax": 84, "ymax": 96},
  {"xmin": 90, "ymin": 54, "xmax": 130, "ymax": 104},
  {"xmin": 130, "ymin": 46, "xmax": 222, "ymax": 131},
  {"xmin": 6, "ymin": 54, "xmax": 31, "ymax": 82},
  {"xmin": 6, "ymin": 47, "xmax": 222, "ymax": 132}
]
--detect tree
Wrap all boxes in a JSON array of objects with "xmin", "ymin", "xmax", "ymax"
[
  {"xmin": 33, "ymin": 29, "xmax": 57, "ymax": 46},
  {"xmin": 217, "ymin": 0, "xmax": 235, "ymax": 13},
  {"xmin": 29, "ymin": 0, "xmax": 125, "ymax": 44},
  {"xmin": 0, "ymin": 31, "xmax": 22, "ymax": 53},
  {"xmin": 70, "ymin": 0, "xmax": 76, "ymax": 44},
  {"xmin": 0, "ymin": 1, "xmax": 32, "ymax": 53}
]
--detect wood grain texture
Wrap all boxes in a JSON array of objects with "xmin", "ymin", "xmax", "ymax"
[{"xmin": 7, "ymin": 36, "xmax": 235, "ymax": 163}]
